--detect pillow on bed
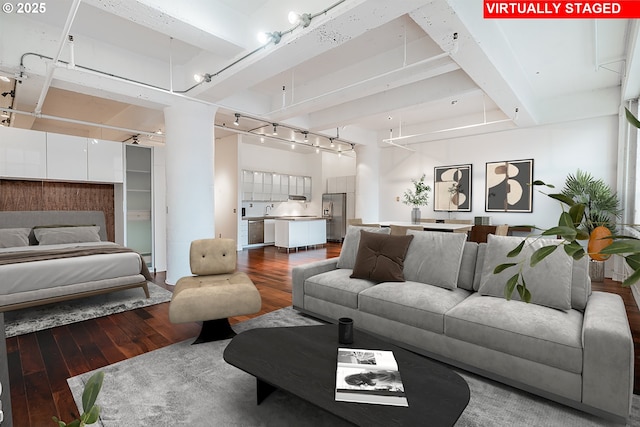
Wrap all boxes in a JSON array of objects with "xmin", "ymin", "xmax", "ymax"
[
  {"xmin": 33, "ymin": 226, "xmax": 101, "ymax": 245},
  {"xmin": 0, "ymin": 228, "xmax": 31, "ymax": 248}
]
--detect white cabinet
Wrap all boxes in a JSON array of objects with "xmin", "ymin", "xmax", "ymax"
[
  {"xmin": 242, "ymin": 169, "xmax": 310, "ymax": 201},
  {"xmin": 46, "ymin": 133, "xmax": 88, "ymax": 181},
  {"xmin": 240, "ymin": 220, "xmax": 249, "ymax": 247},
  {"xmin": 275, "ymin": 219, "xmax": 326, "ymax": 250},
  {"xmin": 88, "ymin": 139, "xmax": 123, "ymax": 183},
  {"xmin": 0, "ymin": 126, "xmax": 46, "ymax": 179},
  {"xmin": 264, "ymin": 219, "xmax": 275, "ymax": 244}
]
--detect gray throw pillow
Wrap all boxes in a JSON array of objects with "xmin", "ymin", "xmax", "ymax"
[
  {"xmin": 0, "ymin": 228, "xmax": 31, "ymax": 248},
  {"xmin": 402, "ymin": 230, "xmax": 467, "ymax": 289},
  {"xmin": 34, "ymin": 226, "xmax": 101, "ymax": 245},
  {"xmin": 478, "ymin": 234, "xmax": 572, "ymax": 311},
  {"xmin": 337, "ymin": 225, "xmax": 390, "ymax": 269}
]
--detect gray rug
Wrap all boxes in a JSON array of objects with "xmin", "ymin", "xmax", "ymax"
[
  {"xmin": 5, "ymin": 283, "xmax": 172, "ymax": 338},
  {"xmin": 68, "ymin": 307, "xmax": 640, "ymax": 426}
]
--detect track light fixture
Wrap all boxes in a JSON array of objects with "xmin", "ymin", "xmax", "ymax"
[
  {"xmin": 288, "ymin": 11, "xmax": 311, "ymax": 27},
  {"xmin": 258, "ymin": 31, "xmax": 282, "ymax": 45},
  {"xmin": 227, "ymin": 112, "xmax": 354, "ymax": 156},
  {"xmin": 1, "ymin": 90, "xmax": 14, "ymax": 98},
  {"xmin": 193, "ymin": 73, "xmax": 212, "ymax": 83},
  {"xmin": 132, "ymin": 135, "xmax": 139, "ymax": 145}
]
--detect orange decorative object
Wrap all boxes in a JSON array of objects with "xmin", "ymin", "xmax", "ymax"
[{"xmin": 588, "ymin": 225, "xmax": 613, "ymax": 261}]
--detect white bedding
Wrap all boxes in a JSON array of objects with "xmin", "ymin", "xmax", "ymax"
[{"xmin": 0, "ymin": 241, "xmax": 144, "ymax": 296}]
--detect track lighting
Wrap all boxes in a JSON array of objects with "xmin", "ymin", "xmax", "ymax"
[
  {"xmin": 193, "ymin": 73, "xmax": 212, "ymax": 83},
  {"xmin": 1, "ymin": 90, "xmax": 14, "ymax": 98},
  {"xmin": 288, "ymin": 11, "xmax": 311, "ymax": 27},
  {"xmin": 132, "ymin": 135, "xmax": 139, "ymax": 145},
  {"xmin": 1, "ymin": 111, "xmax": 9, "ymax": 118},
  {"xmin": 225, "ymin": 112, "xmax": 354, "ymax": 155},
  {"xmin": 257, "ymin": 31, "xmax": 282, "ymax": 45}
]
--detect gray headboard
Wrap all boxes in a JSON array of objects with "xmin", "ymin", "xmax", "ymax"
[{"xmin": 0, "ymin": 210, "xmax": 108, "ymax": 241}]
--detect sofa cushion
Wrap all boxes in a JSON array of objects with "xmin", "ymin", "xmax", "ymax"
[
  {"xmin": 457, "ymin": 241, "xmax": 478, "ymax": 291},
  {"xmin": 445, "ymin": 293, "xmax": 584, "ymax": 373},
  {"xmin": 337, "ymin": 226, "xmax": 390, "ymax": 269},
  {"xmin": 473, "ymin": 243, "xmax": 487, "ymax": 291},
  {"xmin": 350, "ymin": 231, "xmax": 414, "ymax": 282},
  {"xmin": 359, "ymin": 281, "xmax": 471, "ymax": 334},
  {"xmin": 304, "ymin": 269, "xmax": 376, "ymax": 309},
  {"xmin": 571, "ymin": 255, "xmax": 591, "ymax": 310},
  {"xmin": 402, "ymin": 230, "xmax": 467, "ymax": 290},
  {"xmin": 478, "ymin": 235, "xmax": 573, "ymax": 311}
]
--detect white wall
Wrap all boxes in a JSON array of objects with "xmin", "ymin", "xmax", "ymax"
[
  {"xmin": 215, "ymin": 135, "xmax": 239, "ymax": 240},
  {"xmin": 379, "ymin": 115, "xmax": 619, "ymax": 229},
  {"xmin": 321, "ymin": 151, "xmax": 357, "ymax": 193}
]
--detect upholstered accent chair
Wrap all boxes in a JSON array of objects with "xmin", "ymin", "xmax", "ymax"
[{"xmin": 169, "ymin": 238, "xmax": 261, "ymax": 343}]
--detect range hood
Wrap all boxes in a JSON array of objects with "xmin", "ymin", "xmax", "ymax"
[{"xmin": 288, "ymin": 195, "xmax": 307, "ymax": 201}]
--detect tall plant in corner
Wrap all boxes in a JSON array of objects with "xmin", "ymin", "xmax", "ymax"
[{"xmin": 493, "ymin": 179, "xmax": 640, "ymax": 302}]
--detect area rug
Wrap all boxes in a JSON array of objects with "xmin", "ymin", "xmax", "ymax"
[
  {"xmin": 68, "ymin": 307, "xmax": 640, "ymax": 426},
  {"xmin": 5, "ymin": 282, "xmax": 172, "ymax": 338}
]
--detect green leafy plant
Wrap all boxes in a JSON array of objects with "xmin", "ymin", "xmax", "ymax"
[
  {"xmin": 402, "ymin": 174, "xmax": 431, "ymax": 207},
  {"xmin": 494, "ymin": 176, "xmax": 639, "ymax": 302},
  {"xmin": 562, "ymin": 169, "xmax": 621, "ymax": 234},
  {"xmin": 53, "ymin": 371, "xmax": 104, "ymax": 427}
]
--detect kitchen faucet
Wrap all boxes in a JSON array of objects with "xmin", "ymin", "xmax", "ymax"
[{"xmin": 265, "ymin": 205, "xmax": 272, "ymax": 216}]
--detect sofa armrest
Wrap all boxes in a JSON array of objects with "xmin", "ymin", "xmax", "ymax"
[
  {"xmin": 292, "ymin": 257, "xmax": 339, "ymax": 308},
  {"xmin": 582, "ymin": 291, "xmax": 634, "ymax": 419}
]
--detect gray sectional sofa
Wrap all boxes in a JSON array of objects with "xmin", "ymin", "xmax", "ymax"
[{"xmin": 292, "ymin": 226, "xmax": 634, "ymax": 422}]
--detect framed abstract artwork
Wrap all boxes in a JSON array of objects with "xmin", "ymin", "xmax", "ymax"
[
  {"xmin": 434, "ymin": 164, "xmax": 472, "ymax": 212},
  {"xmin": 485, "ymin": 159, "xmax": 534, "ymax": 212}
]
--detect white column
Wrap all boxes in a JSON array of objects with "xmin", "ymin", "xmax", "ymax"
[
  {"xmin": 164, "ymin": 101, "xmax": 218, "ymax": 285},
  {"xmin": 354, "ymin": 144, "xmax": 380, "ymax": 222}
]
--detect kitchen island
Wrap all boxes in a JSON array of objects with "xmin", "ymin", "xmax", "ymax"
[{"xmin": 274, "ymin": 217, "xmax": 326, "ymax": 251}]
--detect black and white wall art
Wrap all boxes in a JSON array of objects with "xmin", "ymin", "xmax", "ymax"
[
  {"xmin": 434, "ymin": 164, "xmax": 472, "ymax": 212},
  {"xmin": 485, "ymin": 159, "xmax": 533, "ymax": 212}
]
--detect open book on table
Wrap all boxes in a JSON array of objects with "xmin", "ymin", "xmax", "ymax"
[{"xmin": 334, "ymin": 348, "xmax": 408, "ymax": 407}]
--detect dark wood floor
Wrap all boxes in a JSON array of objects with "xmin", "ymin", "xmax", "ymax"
[{"xmin": 6, "ymin": 242, "xmax": 640, "ymax": 426}]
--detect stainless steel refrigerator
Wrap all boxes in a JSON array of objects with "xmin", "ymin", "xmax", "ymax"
[{"xmin": 322, "ymin": 193, "xmax": 347, "ymax": 242}]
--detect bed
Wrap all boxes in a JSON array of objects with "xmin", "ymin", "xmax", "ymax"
[{"xmin": 0, "ymin": 210, "xmax": 152, "ymax": 312}]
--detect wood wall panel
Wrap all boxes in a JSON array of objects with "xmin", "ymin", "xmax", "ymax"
[{"xmin": 0, "ymin": 180, "xmax": 116, "ymax": 241}]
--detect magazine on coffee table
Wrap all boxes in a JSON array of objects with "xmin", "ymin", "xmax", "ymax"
[{"xmin": 335, "ymin": 348, "xmax": 408, "ymax": 407}]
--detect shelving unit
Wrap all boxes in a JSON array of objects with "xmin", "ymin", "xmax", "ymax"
[{"xmin": 125, "ymin": 145, "xmax": 153, "ymax": 268}]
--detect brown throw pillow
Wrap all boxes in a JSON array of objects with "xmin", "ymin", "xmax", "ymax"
[{"xmin": 350, "ymin": 230, "xmax": 414, "ymax": 282}]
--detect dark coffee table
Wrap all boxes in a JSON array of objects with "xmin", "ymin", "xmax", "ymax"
[{"xmin": 223, "ymin": 324, "xmax": 470, "ymax": 426}]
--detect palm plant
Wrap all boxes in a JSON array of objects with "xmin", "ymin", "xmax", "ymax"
[{"xmin": 561, "ymin": 170, "xmax": 621, "ymax": 234}]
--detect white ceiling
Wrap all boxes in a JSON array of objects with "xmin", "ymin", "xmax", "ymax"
[{"xmin": 0, "ymin": 0, "xmax": 633, "ymax": 152}]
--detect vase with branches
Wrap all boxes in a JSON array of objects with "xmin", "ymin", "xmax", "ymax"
[{"xmin": 402, "ymin": 174, "xmax": 431, "ymax": 223}]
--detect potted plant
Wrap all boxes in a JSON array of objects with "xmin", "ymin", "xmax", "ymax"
[
  {"xmin": 53, "ymin": 371, "xmax": 104, "ymax": 426},
  {"xmin": 402, "ymin": 174, "xmax": 431, "ymax": 224},
  {"xmin": 561, "ymin": 170, "xmax": 621, "ymax": 281},
  {"xmin": 494, "ymin": 175, "xmax": 638, "ymax": 302}
]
